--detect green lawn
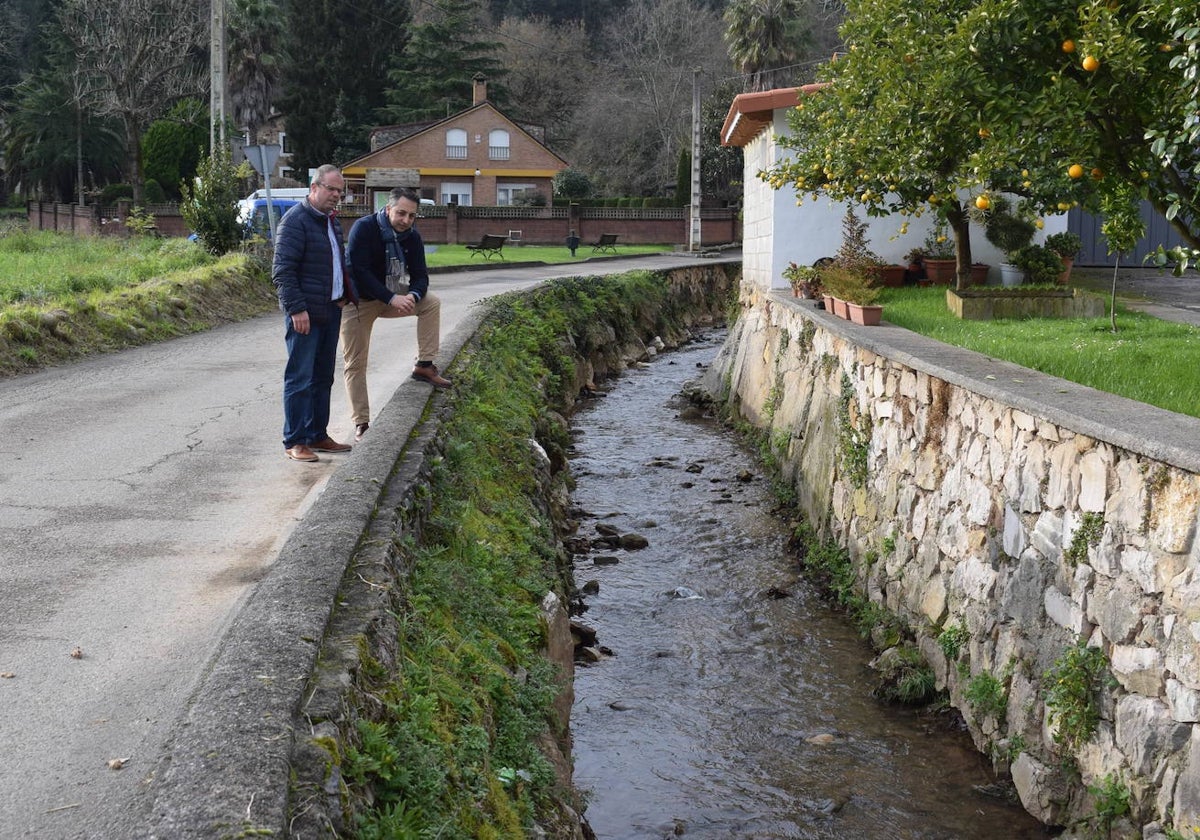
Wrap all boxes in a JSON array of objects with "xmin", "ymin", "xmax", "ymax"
[
  {"xmin": 878, "ymin": 285, "xmax": 1200, "ymax": 418},
  {"xmin": 424, "ymin": 242, "xmax": 673, "ymax": 268}
]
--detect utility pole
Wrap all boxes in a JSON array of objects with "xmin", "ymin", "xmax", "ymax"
[
  {"xmin": 210, "ymin": 0, "xmax": 227, "ymax": 151},
  {"xmin": 689, "ymin": 67, "xmax": 702, "ymax": 253}
]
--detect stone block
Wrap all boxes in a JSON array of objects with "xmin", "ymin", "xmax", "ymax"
[
  {"xmin": 1150, "ymin": 473, "xmax": 1200, "ymax": 555},
  {"xmin": 1046, "ymin": 441, "xmax": 1080, "ymax": 511},
  {"xmin": 1092, "ymin": 576, "xmax": 1144, "ymax": 645},
  {"xmin": 1004, "ymin": 505, "xmax": 1029, "ymax": 560},
  {"xmin": 1002, "ymin": 553, "xmax": 1049, "ymax": 626},
  {"xmin": 1111, "ymin": 645, "xmax": 1166, "ymax": 697},
  {"xmin": 1121, "ymin": 547, "xmax": 1164, "ymax": 595},
  {"xmin": 920, "ymin": 573, "xmax": 948, "ymax": 623},
  {"xmin": 1107, "ymin": 457, "xmax": 1148, "ymax": 534},
  {"xmin": 1045, "ymin": 585, "xmax": 1087, "ymax": 635},
  {"xmin": 1173, "ymin": 727, "xmax": 1200, "ymax": 829},
  {"xmin": 1012, "ymin": 752, "xmax": 1070, "ymax": 825},
  {"xmin": 1116, "ymin": 694, "xmax": 1190, "ymax": 776},
  {"xmin": 1165, "ymin": 616, "xmax": 1200, "ymax": 689},
  {"xmin": 1168, "ymin": 679, "xmax": 1200, "ymax": 723},
  {"xmin": 1030, "ymin": 510, "xmax": 1064, "ymax": 562},
  {"xmin": 1080, "ymin": 449, "xmax": 1110, "ymax": 513},
  {"xmin": 952, "ymin": 555, "xmax": 997, "ymax": 603}
]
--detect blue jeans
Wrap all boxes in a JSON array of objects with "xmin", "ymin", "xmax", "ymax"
[{"xmin": 282, "ymin": 309, "xmax": 342, "ymax": 448}]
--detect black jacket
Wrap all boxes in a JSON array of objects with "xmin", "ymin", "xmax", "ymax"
[
  {"xmin": 272, "ymin": 200, "xmax": 356, "ymax": 325},
  {"xmin": 346, "ymin": 209, "xmax": 431, "ymax": 303}
]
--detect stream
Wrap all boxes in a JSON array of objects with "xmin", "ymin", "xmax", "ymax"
[{"xmin": 567, "ymin": 331, "xmax": 1052, "ymax": 840}]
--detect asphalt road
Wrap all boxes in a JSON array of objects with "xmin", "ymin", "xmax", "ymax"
[{"xmin": 0, "ymin": 252, "xmax": 708, "ymax": 840}]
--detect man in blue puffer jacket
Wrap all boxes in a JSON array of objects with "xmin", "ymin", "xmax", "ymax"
[{"xmin": 272, "ymin": 164, "xmax": 358, "ymax": 462}]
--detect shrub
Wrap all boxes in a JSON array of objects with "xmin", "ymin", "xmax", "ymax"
[
  {"xmin": 143, "ymin": 179, "xmax": 168, "ymax": 204},
  {"xmin": 983, "ymin": 196, "xmax": 1036, "ymax": 259},
  {"xmin": 938, "ymin": 623, "xmax": 969, "ymax": 661},
  {"xmin": 99, "ymin": 183, "xmax": 134, "ymax": 204},
  {"xmin": 1045, "ymin": 231, "xmax": 1083, "ymax": 258},
  {"xmin": 180, "ymin": 148, "xmax": 243, "ymax": 256},
  {"xmin": 965, "ymin": 671, "xmax": 1008, "ymax": 720},
  {"xmin": 1010, "ymin": 243, "xmax": 1064, "ymax": 284}
]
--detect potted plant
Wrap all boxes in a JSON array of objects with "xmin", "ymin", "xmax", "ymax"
[
  {"xmin": 821, "ymin": 265, "xmax": 882, "ymax": 324},
  {"xmin": 983, "ymin": 196, "xmax": 1038, "ymax": 286},
  {"xmin": 783, "ymin": 261, "xmax": 822, "ymax": 298},
  {"xmin": 834, "ymin": 207, "xmax": 888, "ymax": 280},
  {"xmin": 904, "ymin": 247, "xmax": 926, "ymax": 282},
  {"xmin": 1010, "ymin": 243, "xmax": 1065, "ymax": 285},
  {"xmin": 921, "ymin": 219, "xmax": 957, "ymax": 284},
  {"xmin": 1045, "ymin": 231, "xmax": 1083, "ymax": 284}
]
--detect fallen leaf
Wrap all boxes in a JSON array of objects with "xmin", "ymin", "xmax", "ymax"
[
  {"xmin": 107, "ymin": 757, "xmax": 130, "ymax": 770},
  {"xmin": 0, "ymin": 672, "xmax": 14, "ymax": 679},
  {"xmin": 69, "ymin": 647, "xmax": 83, "ymax": 659}
]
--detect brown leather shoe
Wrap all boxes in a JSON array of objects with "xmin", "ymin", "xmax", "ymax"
[
  {"xmin": 286, "ymin": 444, "xmax": 319, "ymax": 462},
  {"xmin": 311, "ymin": 436, "xmax": 352, "ymax": 453},
  {"xmin": 354, "ymin": 423, "xmax": 369, "ymax": 442},
  {"xmin": 412, "ymin": 364, "xmax": 452, "ymax": 389}
]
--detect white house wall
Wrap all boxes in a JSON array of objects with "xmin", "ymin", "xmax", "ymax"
[{"xmin": 747, "ymin": 108, "xmax": 1066, "ymax": 292}]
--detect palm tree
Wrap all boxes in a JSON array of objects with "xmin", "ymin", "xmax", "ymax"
[
  {"xmin": 724, "ymin": 0, "xmax": 810, "ymax": 92},
  {"xmin": 228, "ymin": 0, "xmax": 284, "ymax": 144}
]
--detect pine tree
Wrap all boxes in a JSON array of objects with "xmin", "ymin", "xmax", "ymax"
[{"xmin": 381, "ymin": 0, "xmax": 506, "ymax": 124}]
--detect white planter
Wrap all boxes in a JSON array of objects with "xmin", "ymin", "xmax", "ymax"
[{"xmin": 999, "ymin": 263, "xmax": 1025, "ymax": 287}]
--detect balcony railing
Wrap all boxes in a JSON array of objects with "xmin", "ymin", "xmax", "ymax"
[{"xmin": 445, "ymin": 145, "xmax": 467, "ymax": 159}]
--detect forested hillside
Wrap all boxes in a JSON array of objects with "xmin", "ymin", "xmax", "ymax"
[{"xmin": 0, "ymin": 0, "xmax": 842, "ymax": 205}]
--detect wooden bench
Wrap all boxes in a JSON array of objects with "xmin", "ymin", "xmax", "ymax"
[
  {"xmin": 591, "ymin": 233, "xmax": 619, "ymax": 254},
  {"xmin": 466, "ymin": 233, "xmax": 507, "ymax": 260}
]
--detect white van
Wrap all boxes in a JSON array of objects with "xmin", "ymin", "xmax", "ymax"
[{"xmin": 237, "ymin": 188, "xmax": 310, "ymax": 224}]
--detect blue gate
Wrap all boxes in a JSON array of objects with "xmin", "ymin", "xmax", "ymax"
[{"xmin": 1069, "ymin": 201, "xmax": 1188, "ymax": 267}]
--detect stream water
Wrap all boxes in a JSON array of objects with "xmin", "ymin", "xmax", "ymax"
[{"xmin": 567, "ymin": 331, "xmax": 1052, "ymax": 840}]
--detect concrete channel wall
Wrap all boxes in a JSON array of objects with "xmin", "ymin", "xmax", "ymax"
[
  {"xmin": 704, "ymin": 285, "xmax": 1200, "ymax": 836},
  {"xmin": 134, "ymin": 262, "xmax": 737, "ymax": 839}
]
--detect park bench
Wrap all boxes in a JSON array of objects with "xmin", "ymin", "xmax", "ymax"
[
  {"xmin": 591, "ymin": 233, "xmax": 619, "ymax": 254},
  {"xmin": 466, "ymin": 233, "xmax": 507, "ymax": 260}
]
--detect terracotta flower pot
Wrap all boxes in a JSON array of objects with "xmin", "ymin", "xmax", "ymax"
[
  {"xmin": 878, "ymin": 265, "xmax": 906, "ymax": 287},
  {"xmin": 832, "ymin": 297, "xmax": 849, "ymax": 319},
  {"xmin": 923, "ymin": 259, "xmax": 956, "ymax": 284},
  {"xmin": 1057, "ymin": 256, "xmax": 1074, "ymax": 285},
  {"xmin": 846, "ymin": 302, "xmax": 883, "ymax": 326},
  {"xmin": 970, "ymin": 263, "xmax": 990, "ymax": 285}
]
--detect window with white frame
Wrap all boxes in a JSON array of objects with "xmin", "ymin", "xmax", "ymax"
[
  {"xmin": 440, "ymin": 182, "xmax": 473, "ymax": 206},
  {"xmin": 488, "ymin": 129, "xmax": 510, "ymax": 161},
  {"xmin": 446, "ymin": 128, "xmax": 468, "ymax": 159},
  {"xmin": 496, "ymin": 183, "xmax": 535, "ymax": 206}
]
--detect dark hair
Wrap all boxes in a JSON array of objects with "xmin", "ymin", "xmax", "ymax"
[{"xmin": 387, "ymin": 187, "xmax": 420, "ymax": 206}]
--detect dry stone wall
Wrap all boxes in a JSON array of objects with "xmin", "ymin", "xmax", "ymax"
[{"xmin": 705, "ymin": 286, "xmax": 1200, "ymax": 836}]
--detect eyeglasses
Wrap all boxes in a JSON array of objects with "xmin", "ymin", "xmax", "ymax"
[{"xmin": 316, "ymin": 182, "xmax": 344, "ymax": 195}]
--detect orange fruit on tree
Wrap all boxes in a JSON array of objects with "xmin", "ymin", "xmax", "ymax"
[
  {"xmin": 1062, "ymin": 39, "xmax": 1076, "ymax": 53},
  {"xmin": 978, "ymin": 127, "xmax": 991, "ymax": 138},
  {"xmin": 1082, "ymin": 55, "xmax": 1100, "ymax": 71},
  {"xmin": 1091, "ymin": 167, "xmax": 1104, "ymax": 179},
  {"xmin": 975, "ymin": 195, "xmax": 991, "ymax": 210},
  {"xmin": 1068, "ymin": 163, "xmax": 1085, "ymax": 179}
]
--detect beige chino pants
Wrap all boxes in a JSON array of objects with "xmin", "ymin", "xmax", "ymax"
[{"xmin": 340, "ymin": 292, "xmax": 441, "ymax": 426}]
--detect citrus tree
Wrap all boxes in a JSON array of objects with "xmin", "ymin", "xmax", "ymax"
[{"xmin": 765, "ymin": 0, "xmax": 1198, "ymax": 285}]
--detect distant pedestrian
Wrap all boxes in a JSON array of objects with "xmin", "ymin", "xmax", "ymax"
[
  {"xmin": 272, "ymin": 164, "xmax": 357, "ymax": 462},
  {"xmin": 342, "ymin": 186, "xmax": 449, "ymax": 442}
]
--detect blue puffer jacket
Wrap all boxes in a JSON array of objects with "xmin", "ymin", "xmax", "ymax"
[{"xmin": 272, "ymin": 199, "xmax": 357, "ymax": 325}]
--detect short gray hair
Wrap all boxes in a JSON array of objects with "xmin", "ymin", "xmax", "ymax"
[{"xmin": 311, "ymin": 164, "xmax": 341, "ymax": 185}]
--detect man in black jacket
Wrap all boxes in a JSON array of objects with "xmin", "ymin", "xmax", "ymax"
[
  {"xmin": 342, "ymin": 186, "xmax": 449, "ymax": 442},
  {"xmin": 272, "ymin": 164, "xmax": 356, "ymax": 462}
]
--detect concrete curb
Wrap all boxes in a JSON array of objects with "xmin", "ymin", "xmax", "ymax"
[{"xmin": 133, "ymin": 299, "xmax": 501, "ymax": 838}]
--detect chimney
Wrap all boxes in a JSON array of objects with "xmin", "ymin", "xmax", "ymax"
[{"xmin": 472, "ymin": 74, "xmax": 488, "ymax": 106}]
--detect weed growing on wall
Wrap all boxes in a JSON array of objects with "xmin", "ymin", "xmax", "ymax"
[
  {"xmin": 938, "ymin": 623, "xmax": 969, "ymax": 662},
  {"xmin": 837, "ymin": 373, "xmax": 870, "ymax": 488},
  {"xmin": 965, "ymin": 671, "xmax": 1009, "ymax": 721},
  {"xmin": 1064, "ymin": 512, "xmax": 1105, "ymax": 566},
  {"xmin": 1044, "ymin": 643, "xmax": 1111, "ymax": 752},
  {"xmin": 1085, "ymin": 773, "xmax": 1131, "ymax": 836}
]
